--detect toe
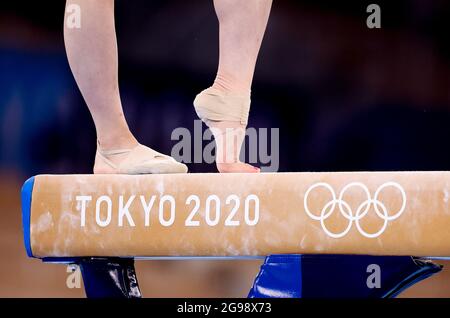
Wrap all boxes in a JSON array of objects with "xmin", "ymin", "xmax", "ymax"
[{"xmin": 216, "ymin": 162, "xmax": 260, "ymax": 173}]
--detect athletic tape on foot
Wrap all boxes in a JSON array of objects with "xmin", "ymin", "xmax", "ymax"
[{"xmin": 193, "ymin": 87, "xmax": 251, "ymax": 125}]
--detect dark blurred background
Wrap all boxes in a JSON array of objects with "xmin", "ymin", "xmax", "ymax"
[{"xmin": 0, "ymin": 0, "xmax": 449, "ymax": 297}]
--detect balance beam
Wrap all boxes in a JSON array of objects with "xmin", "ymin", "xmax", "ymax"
[{"xmin": 21, "ymin": 172, "xmax": 450, "ymax": 259}]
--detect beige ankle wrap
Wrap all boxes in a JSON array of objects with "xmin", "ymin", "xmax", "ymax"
[{"xmin": 193, "ymin": 88, "xmax": 251, "ymax": 125}]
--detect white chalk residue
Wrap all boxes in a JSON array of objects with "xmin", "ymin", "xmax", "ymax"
[
  {"xmin": 75, "ymin": 199, "xmax": 81, "ymax": 211},
  {"xmin": 36, "ymin": 212, "xmax": 53, "ymax": 233},
  {"xmin": 300, "ymin": 236, "xmax": 307, "ymax": 249},
  {"xmin": 107, "ymin": 184, "xmax": 113, "ymax": 196},
  {"xmin": 156, "ymin": 181, "xmax": 164, "ymax": 195},
  {"xmin": 60, "ymin": 211, "xmax": 80, "ymax": 229},
  {"xmin": 444, "ymin": 189, "xmax": 449, "ymax": 203}
]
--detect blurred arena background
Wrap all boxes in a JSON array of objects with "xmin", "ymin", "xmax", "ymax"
[{"xmin": 1, "ymin": 0, "xmax": 450, "ymax": 297}]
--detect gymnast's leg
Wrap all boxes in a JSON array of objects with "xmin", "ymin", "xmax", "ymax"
[
  {"xmin": 63, "ymin": 0, "xmax": 187, "ymax": 174},
  {"xmin": 194, "ymin": 0, "xmax": 272, "ymax": 173}
]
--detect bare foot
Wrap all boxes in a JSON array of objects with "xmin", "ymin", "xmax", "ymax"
[
  {"xmin": 208, "ymin": 121, "xmax": 260, "ymax": 173},
  {"xmin": 217, "ymin": 162, "xmax": 260, "ymax": 173}
]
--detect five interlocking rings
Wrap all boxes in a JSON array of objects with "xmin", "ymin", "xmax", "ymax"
[{"xmin": 303, "ymin": 182, "xmax": 406, "ymax": 239}]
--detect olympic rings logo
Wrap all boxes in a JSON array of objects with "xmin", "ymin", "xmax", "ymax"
[{"xmin": 303, "ymin": 182, "xmax": 406, "ymax": 239}]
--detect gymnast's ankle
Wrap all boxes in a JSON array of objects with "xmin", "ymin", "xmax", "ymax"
[
  {"xmin": 96, "ymin": 129, "xmax": 138, "ymax": 150},
  {"xmin": 212, "ymin": 74, "xmax": 251, "ymax": 96}
]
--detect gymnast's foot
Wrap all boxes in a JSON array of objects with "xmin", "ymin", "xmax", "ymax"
[
  {"xmin": 94, "ymin": 141, "xmax": 188, "ymax": 174},
  {"xmin": 208, "ymin": 120, "xmax": 260, "ymax": 173},
  {"xmin": 194, "ymin": 87, "xmax": 260, "ymax": 173}
]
